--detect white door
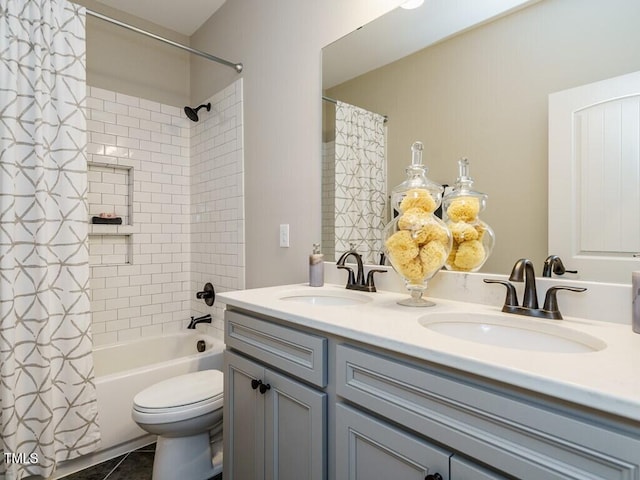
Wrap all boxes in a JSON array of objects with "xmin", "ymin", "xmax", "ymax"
[{"xmin": 549, "ymin": 70, "xmax": 640, "ymax": 283}]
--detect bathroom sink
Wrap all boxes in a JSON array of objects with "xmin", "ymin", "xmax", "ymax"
[
  {"xmin": 418, "ymin": 312, "xmax": 606, "ymax": 353},
  {"xmin": 279, "ymin": 289, "xmax": 372, "ymax": 306}
]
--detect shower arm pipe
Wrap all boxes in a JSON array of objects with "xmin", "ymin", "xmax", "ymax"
[{"xmin": 86, "ymin": 9, "xmax": 243, "ymax": 73}]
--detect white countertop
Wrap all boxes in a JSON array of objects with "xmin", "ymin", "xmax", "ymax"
[{"xmin": 218, "ymin": 283, "xmax": 640, "ymax": 423}]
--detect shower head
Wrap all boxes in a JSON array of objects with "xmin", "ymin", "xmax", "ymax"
[{"xmin": 184, "ymin": 102, "xmax": 211, "ymax": 122}]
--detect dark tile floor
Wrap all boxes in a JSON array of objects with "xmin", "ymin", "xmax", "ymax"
[{"xmin": 61, "ymin": 444, "xmax": 222, "ymax": 480}]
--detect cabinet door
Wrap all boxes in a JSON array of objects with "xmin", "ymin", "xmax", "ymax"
[
  {"xmin": 336, "ymin": 403, "xmax": 450, "ymax": 480},
  {"xmin": 264, "ymin": 368, "xmax": 327, "ymax": 480},
  {"xmin": 224, "ymin": 350, "xmax": 265, "ymax": 480},
  {"xmin": 450, "ymin": 456, "xmax": 509, "ymax": 480}
]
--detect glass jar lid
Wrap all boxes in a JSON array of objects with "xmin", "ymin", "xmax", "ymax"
[
  {"xmin": 391, "ymin": 141, "xmax": 444, "ymax": 213},
  {"xmin": 442, "ymin": 157, "xmax": 488, "ymax": 214}
]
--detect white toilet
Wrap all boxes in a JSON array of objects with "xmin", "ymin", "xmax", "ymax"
[{"xmin": 132, "ymin": 369, "xmax": 224, "ymax": 480}]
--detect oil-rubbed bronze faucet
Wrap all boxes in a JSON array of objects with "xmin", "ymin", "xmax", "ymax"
[
  {"xmin": 484, "ymin": 258, "xmax": 586, "ymax": 320},
  {"xmin": 542, "ymin": 255, "xmax": 577, "ymax": 277},
  {"xmin": 336, "ymin": 248, "xmax": 385, "ymax": 292},
  {"xmin": 509, "ymin": 258, "xmax": 540, "ymax": 309},
  {"xmin": 188, "ymin": 314, "xmax": 212, "ymax": 329}
]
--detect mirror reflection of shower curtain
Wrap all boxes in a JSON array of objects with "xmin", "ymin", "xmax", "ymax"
[{"xmin": 334, "ymin": 101, "xmax": 387, "ymax": 264}]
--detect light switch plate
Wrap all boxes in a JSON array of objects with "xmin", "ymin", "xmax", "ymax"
[{"xmin": 279, "ymin": 224, "xmax": 290, "ymax": 247}]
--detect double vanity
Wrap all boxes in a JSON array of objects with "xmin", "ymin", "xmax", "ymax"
[{"xmin": 219, "ymin": 278, "xmax": 640, "ymax": 479}]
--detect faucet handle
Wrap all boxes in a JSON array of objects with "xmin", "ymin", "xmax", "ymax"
[
  {"xmin": 196, "ymin": 282, "xmax": 216, "ymax": 306},
  {"xmin": 543, "ymin": 286, "xmax": 587, "ymax": 319},
  {"xmin": 337, "ymin": 265, "xmax": 356, "ymax": 286},
  {"xmin": 365, "ymin": 269, "xmax": 387, "ymax": 292},
  {"xmin": 483, "ymin": 279, "xmax": 519, "ymax": 307}
]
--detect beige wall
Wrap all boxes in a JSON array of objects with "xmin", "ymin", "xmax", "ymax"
[
  {"xmin": 326, "ymin": 0, "xmax": 640, "ymax": 274},
  {"xmin": 190, "ymin": 0, "xmax": 402, "ymax": 287},
  {"xmin": 75, "ymin": 0, "xmax": 191, "ymax": 107}
]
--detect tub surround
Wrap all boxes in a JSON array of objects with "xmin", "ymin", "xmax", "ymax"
[
  {"xmin": 86, "ymin": 80, "xmax": 244, "ymax": 346},
  {"xmin": 189, "ymin": 79, "xmax": 245, "ymax": 334},
  {"xmin": 218, "ymin": 280, "xmax": 640, "ymax": 423},
  {"xmin": 87, "ymin": 86, "xmax": 191, "ymax": 345}
]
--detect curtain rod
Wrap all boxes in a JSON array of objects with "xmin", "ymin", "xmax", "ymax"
[
  {"xmin": 86, "ymin": 9, "xmax": 243, "ymax": 73},
  {"xmin": 322, "ymin": 96, "xmax": 388, "ymax": 122}
]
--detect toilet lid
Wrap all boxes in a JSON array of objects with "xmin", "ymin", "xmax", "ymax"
[{"xmin": 133, "ymin": 369, "xmax": 223, "ymax": 410}]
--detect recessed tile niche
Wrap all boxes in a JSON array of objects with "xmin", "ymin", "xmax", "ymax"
[{"xmin": 87, "ymin": 162, "xmax": 134, "ymax": 265}]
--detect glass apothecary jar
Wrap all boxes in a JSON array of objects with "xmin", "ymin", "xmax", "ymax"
[
  {"xmin": 383, "ymin": 141, "xmax": 452, "ymax": 307},
  {"xmin": 442, "ymin": 158, "xmax": 495, "ymax": 272}
]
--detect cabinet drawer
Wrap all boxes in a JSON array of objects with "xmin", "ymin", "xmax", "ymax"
[
  {"xmin": 225, "ymin": 310, "xmax": 327, "ymax": 387},
  {"xmin": 336, "ymin": 344, "xmax": 640, "ymax": 480},
  {"xmin": 336, "ymin": 403, "xmax": 450, "ymax": 480},
  {"xmin": 450, "ymin": 456, "xmax": 508, "ymax": 480}
]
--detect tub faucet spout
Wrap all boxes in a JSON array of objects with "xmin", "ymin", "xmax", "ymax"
[{"xmin": 188, "ymin": 314, "xmax": 212, "ymax": 329}]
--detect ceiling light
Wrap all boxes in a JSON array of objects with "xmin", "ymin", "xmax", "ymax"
[{"xmin": 400, "ymin": 0, "xmax": 424, "ymax": 9}]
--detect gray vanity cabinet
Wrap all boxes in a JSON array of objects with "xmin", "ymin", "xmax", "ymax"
[
  {"xmin": 336, "ymin": 343, "xmax": 640, "ymax": 480},
  {"xmin": 224, "ymin": 350, "xmax": 263, "ymax": 480},
  {"xmin": 335, "ymin": 402, "xmax": 506, "ymax": 480},
  {"xmin": 449, "ymin": 457, "xmax": 510, "ymax": 480},
  {"xmin": 224, "ymin": 310, "xmax": 328, "ymax": 480},
  {"xmin": 336, "ymin": 403, "xmax": 451, "ymax": 479},
  {"xmin": 222, "ymin": 306, "xmax": 640, "ymax": 480}
]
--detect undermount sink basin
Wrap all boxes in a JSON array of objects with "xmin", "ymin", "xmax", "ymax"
[
  {"xmin": 418, "ymin": 312, "xmax": 606, "ymax": 353},
  {"xmin": 279, "ymin": 289, "xmax": 372, "ymax": 306}
]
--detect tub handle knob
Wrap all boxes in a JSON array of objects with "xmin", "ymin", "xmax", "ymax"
[
  {"xmin": 259, "ymin": 382, "xmax": 271, "ymax": 394},
  {"xmin": 196, "ymin": 282, "xmax": 216, "ymax": 306},
  {"xmin": 251, "ymin": 379, "xmax": 262, "ymax": 390}
]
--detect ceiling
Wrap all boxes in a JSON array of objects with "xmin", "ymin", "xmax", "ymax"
[{"xmin": 93, "ymin": 0, "xmax": 226, "ymax": 36}]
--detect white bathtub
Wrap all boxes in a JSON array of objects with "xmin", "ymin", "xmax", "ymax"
[{"xmin": 52, "ymin": 331, "xmax": 224, "ymax": 479}]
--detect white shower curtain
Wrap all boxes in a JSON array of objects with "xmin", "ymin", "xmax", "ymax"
[
  {"xmin": 0, "ymin": 1, "xmax": 100, "ymax": 478},
  {"xmin": 334, "ymin": 101, "xmax": 386, "ymax": 263}
]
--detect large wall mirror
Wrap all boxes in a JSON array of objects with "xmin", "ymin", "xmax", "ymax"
[{"xmin": 321, "ymin": 0, "xmax": 640, "ymax": 283}]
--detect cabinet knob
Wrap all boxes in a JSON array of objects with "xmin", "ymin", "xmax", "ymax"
[
  {"xmin": 259, "ymin": 382, "xmax": 271, "ymax": 394},
  {"xmin": 251, "ymin": 379, "xmax": 262, "ymax": 390},
  {"xmin": 425, "ymin": 474, "xmax": 442, "ymax": 480}
]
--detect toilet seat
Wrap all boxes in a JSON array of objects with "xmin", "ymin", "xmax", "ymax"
[{"xmin": 132, "ymin": 370, "xmax": 223, "ymax": 424}]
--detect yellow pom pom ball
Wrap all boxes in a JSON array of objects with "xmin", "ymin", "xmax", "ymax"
[
  {"xmin": 414, "ymin": 221, "xmax": 450, "ymax": 246},
  {"xmin": 449, "ymin": 221, "xmax": 479, "ymax": 243},
  {"xmin": 453, "ymin": 239, "xmax": 486, "ymax": 271},
  {"xmin": 399, "ymin": 188, "xmax": 437, "ymax": 214},
  {"xmin": 398, "ymin": 208, "xmax": 430, "ymax": 231},
  {"xmin": 397, "ymin": 257, "xmax": 424, "ymax": 283},
  {"xmin": 446, "ymin": 196, "xmax": 480, "ymax": 222},
  {"xmin": 419, "ymin": 240, "xmax": 448, "ymax": 276},
  {"xmin": 385, "ymin": 230, "xmax": 419, "ymax": 265}
]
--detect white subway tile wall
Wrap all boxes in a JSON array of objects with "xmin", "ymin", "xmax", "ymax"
[
  {"xmin": 86, "ymin": 80, "xmax": 244, "ymax": 345},
  {"xmin": 87, "ymin": 163, "xmax": 132, "ymax": 223},
  {"xmin": 190, "ymin": 81, "xmax": 245, "ymax": 336},
  {"xmin": 89, "ymin": 234, "xmax": 131, "ymax": 265}
]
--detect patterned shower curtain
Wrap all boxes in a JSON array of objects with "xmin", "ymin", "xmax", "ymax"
[
  {"xmin": 334, "ymin": 101, "xmax": 386, "ymax": 263},
  {"xmin": 0, "ymin": 1, "xmax": 100, "ymax": 478}
]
